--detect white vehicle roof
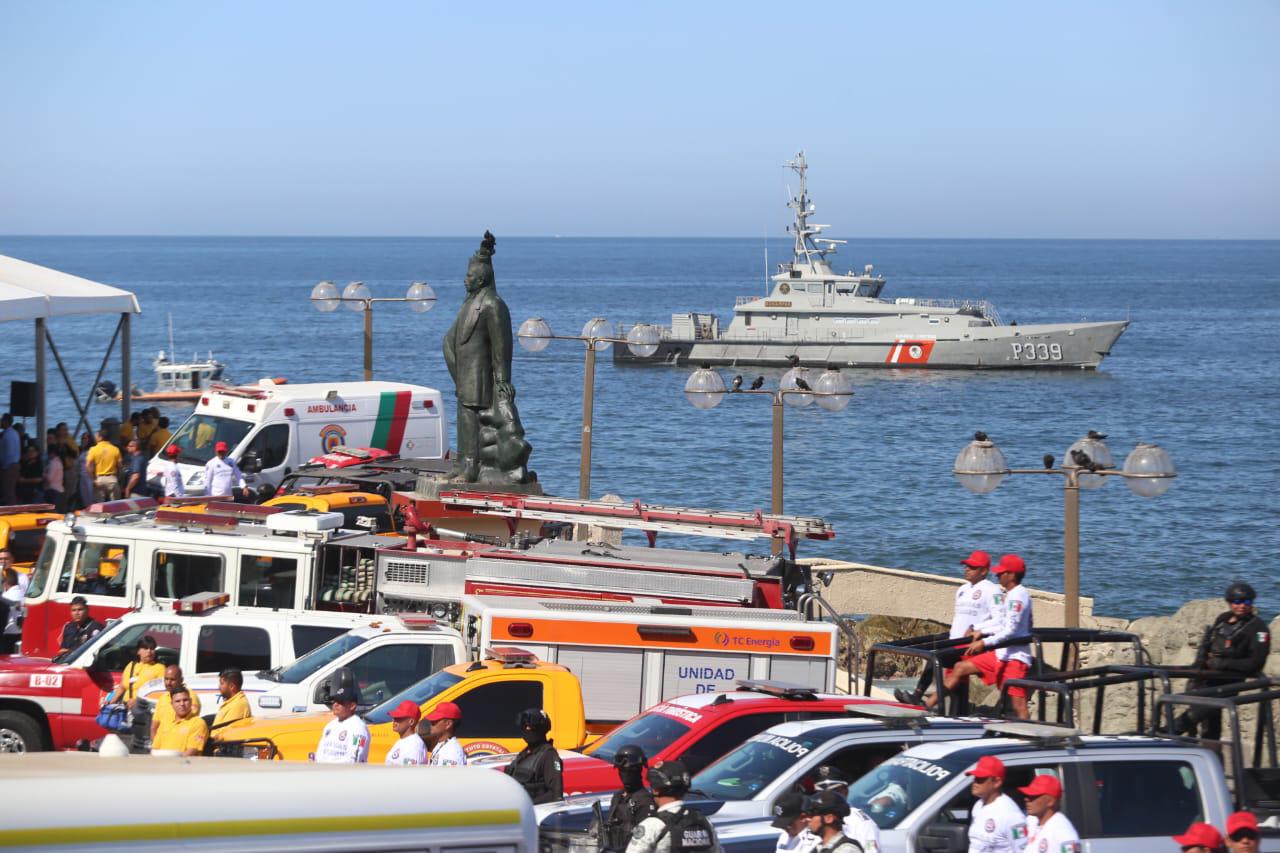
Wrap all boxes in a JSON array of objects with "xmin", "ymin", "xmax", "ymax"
[
  {"xmin": 1, "ymin": 755, "xmax": 534, "ymax": 850},
  {"xmin": 737, "ymin": 713, "xmax": 991, "ymax": 741},
  {"xmin": 898, "ymin": 732, "xmax": 1194, "ymax": 762},
  {"xmin": 210, "ymin": 380, "xmax": 438, "ymax": 402},
  {"xmin": 104, "ymin": 605, "xmax": 395, "ymax": 629}
]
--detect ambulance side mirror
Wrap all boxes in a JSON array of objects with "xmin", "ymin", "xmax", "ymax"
[{"xmin": 241, "ymin": 452, "xmax": 262, "ymax": 474}]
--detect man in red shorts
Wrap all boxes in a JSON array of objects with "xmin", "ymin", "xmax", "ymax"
[{"xmin": 943, "ymin": 553, "xmax": 1034, "ymax": 718}]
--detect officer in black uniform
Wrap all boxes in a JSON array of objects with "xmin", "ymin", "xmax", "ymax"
[
  {"xmin": 806, "ymin": 790, "xmax": 863, "ymax": 852},
  {"xmin": 503, "ymin": 708, "xmax": 563, "ymax": 804},
  {"xmin": 1178, "ymin": 581, "xmax": 1271, "ymax": 739},
  {"xmin": 599, "ymin": 744, "xmax": 657, "ymax": 851}
]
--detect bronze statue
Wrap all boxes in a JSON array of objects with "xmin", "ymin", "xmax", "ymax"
[{"xmin": 442, "ymin": 231, "xmax": 535, "ymax": 485}]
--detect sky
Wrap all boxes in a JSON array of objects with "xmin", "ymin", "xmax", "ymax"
[{"xmin": 1, "ymin": 1, "xmax": 1277, "ymax": 238}]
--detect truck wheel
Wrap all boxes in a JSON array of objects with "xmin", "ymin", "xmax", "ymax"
[{"xmin": 0, "ymin": 711, "xmax": 45, "ymax": 753}]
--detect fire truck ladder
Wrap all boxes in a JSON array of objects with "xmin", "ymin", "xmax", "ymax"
[{"xmin": 436, "ymin": 491, "xmax": 835, "ymax": 556}]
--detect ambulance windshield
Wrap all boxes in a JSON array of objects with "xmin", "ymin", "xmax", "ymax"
[
  {"xmin": 270, "ymin": 633, "xmax": 369, "ymax": 684},
  {"xmin": 169, "ymin": 414, "xmax": 253, "ymax": 465}
]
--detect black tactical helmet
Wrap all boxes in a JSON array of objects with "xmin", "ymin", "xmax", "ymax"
[
  {"xmin": 647, "ymin": 759, "xmax": 691, "ymax": 795},
  {"xmin": 1226, "ymin": 581, "xmax": 1257, "ymax": 603},
  {"xmin": 807, "ymin": 789, "xmax": 851, "ymax": 818},
  {"xmin": 517, "ymin": 708, "xmax": 551, "ymax": 732},
  {"xmin": 613, "ymin": 744, "xmax": 648, "ymax": 769}
]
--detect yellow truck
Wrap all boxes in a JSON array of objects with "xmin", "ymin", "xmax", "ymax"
[
  {"xmin": 0, "ymin": 503, "xmax": 61, "ymax": 573},
  {"xmin": 220, "ymin": 647, "xmax": 589, "ymax": 762}
]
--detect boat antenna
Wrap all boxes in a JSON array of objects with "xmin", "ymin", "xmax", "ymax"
[
  {"xmin": 764, "ymin": 231, "xmax": 769, "ymax": 295},
  {"xmin": 167, "ymin": 312, "xmax": 176, "ymax": 361}
]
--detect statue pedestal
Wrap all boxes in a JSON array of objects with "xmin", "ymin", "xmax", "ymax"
[{"xmin": 413, "ymin": 473, "xmax": 544, "ymax": 500}]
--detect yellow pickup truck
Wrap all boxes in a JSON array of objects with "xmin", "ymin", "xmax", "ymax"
[{"xmin": 219, "ymin": 648, "xmax": 589, "ymax": 762}]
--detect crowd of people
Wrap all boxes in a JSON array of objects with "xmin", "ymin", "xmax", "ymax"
[{"xmin": 0, "ymin": 408, "xmax": 174, "ymax": 510}]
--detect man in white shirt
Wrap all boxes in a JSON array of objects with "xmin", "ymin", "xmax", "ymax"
[
  {"xmin": 899, "ymin": 549, "xmax": 1000, "ymax": 708},
  {"xmin": 1019, "ymin": 774, "xmax": 1079, "ymax": 852},
  {"xmin": 423, "ymin": 701, "xmax": 468, "ymax": 766},
  {"xmin": 314, "ymin": 684, "xmax": 370, "ymax": 763},
  {"xmin": 1, "ymin": 568, "xmax": 23, "ymax": 654},
  {"xmin": 159, "ymin": 444, "xmax": 185, "ymax": 498},
  {"xmin": 384, "ymin": 700, "xmax": 428, "ymax": 766},
  {"xmin": 965, "ymin": 755, "xmax": 1028, "ymax": 852},
  {"xmin": 945, "ymin": 553, "xmax": 1035, "ymax": 719},
  {"xmin": 202, "ymin": 441, "xmax": 250, "ymax": 500}
]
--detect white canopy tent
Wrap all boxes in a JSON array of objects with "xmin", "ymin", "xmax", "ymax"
[{"xmin": 0, "ymin": 254, "xmax": 142, "ymax": 455}]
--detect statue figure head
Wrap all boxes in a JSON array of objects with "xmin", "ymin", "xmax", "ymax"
[{"xmin": 465, "ymin": 230, "xmax": 497, "ymax": 294}]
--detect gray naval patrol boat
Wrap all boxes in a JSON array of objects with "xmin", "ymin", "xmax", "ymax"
[{"xmin": 614, "ymin": 152, "xmax": 1128, "ymax": 369}]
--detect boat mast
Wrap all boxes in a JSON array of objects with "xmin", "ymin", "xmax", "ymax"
[{"xmin": 784, "ymin": 151, "xmax": 845, "ymax": 274}]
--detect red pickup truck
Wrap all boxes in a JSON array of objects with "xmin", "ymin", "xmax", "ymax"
[{"xmin": 556, "ymin": 680, "xmax": 909, "ymax": 795}]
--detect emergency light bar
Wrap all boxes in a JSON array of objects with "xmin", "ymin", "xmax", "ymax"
[
  {"xmin": 736, "ymin": 679, "xmax": 820, "ymax": 699},
  {"xmin": 984, "ymin": 721, "xmax": 1080, "ymax": 743},
  {"xmin": 173, "ymin": 591, "xmax": 230, "ymax": 613},
  {"xmin": 204, "ymin": 502, "xmax": 285, "ymax": 520},
  {"xmin": 844, "ymin": 704, "xmax": 930, "ymax": 726},
  {"xmin": 0, "ymin": 503, "xmax": 56, "ymax": 516},
  {"xmin": 155, "ymin": 509, "xmax": 238, "ymax": 530},
  {"xmin": 85, "ymin": 497, "xmax": 159, "ymax": 516},
  {"xmin": 398, "ymin": 614, "xmax": 438, "ymax": 630},
  {"xmin": 162, "ymin": 495, "xmax": 216, "ymax": 508},
  {"xmin": 485, "ymin": 646, "xmax": 537, "ymax": 664}
]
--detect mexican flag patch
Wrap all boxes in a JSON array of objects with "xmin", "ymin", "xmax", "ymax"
[{"xmin": 1012, "ymin": 824, "xmax": 1027, "ymax": 839}]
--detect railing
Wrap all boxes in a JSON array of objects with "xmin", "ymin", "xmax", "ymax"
[{"xmin": 884, "ymin": 297, "xmax": 1003, "ymax": 325}]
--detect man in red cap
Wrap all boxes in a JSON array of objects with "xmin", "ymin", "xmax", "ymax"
[
  {"xmin": 899, "ymin": 549, "xmax": 1001, "ymax": 707},
  {"xmin": 202, "ymin": 440, "xmax": 250, "ymax": 500},
  {"xmin": 1174, "ymin": 822, "xmax": 1225, "ymax": 852},
  {"xmin": 423, "ymin": 701, "xmax": 467, "ymax": 766},
  {"xmin": 1020, "ymin": 773, "xmax": 1079, "ymax": 850},
  {"xmin": 159, "ymin": 443, "xmax": 185, "ymax": 498},
  {"xmin": 385, "ymin": 700, "xmax": 427, "ymax": 765},
  {"xmin": 1226, "ymin": 811, "xmax": 1260, "ymax": 852},
  {"xmin": 944, "ymin": 553, "xmax": 1035, "ymax": 719},
  {"xmin": 965, "ymin": 755, "xmax": 1027, "ymax": 851}
]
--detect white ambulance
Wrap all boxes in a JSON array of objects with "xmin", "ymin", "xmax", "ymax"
[{"xmin": 148, "ymin": 380, "xmax": 447, "ymax": 496}]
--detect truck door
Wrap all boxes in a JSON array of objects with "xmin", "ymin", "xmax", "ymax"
[
  {"xmin": 451, "ymin": 678, "xmax": 546, "ymax": 757},
  {"xmin": 239, "ymin": 423, "xmax": 291, "ymax": 492}
]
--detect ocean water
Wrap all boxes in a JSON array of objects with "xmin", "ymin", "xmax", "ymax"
[{"xmin": 1, "ymin": 236, "xmax": 1277, "ymax": 618}]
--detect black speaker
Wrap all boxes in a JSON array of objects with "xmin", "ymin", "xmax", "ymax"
[{"xmin": 9, "ymin": 381, "xmax": 37, "ymax": 418}]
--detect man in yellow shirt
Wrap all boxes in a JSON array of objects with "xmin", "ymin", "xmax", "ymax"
[
  {"xmin": 147, "ymin": 416, "xmax": 172, "ymax": 458},
  {"xmin": 152, "ymin": 687, "xmax": 208, "ymax": 756},
  {"xmin": 150, "ymin": 664, "xmax": 201, "ymax": 743},
  {"xmin": 85, "ymin": 430, "xmax": 123, "ymax": 502},
  {"xmin": 211, "ymin": 668, "xmax": 251, "ymax": 737},
  {"xmin": 136, "ymin": 408, "xmax": 157, "ymax": 446}
]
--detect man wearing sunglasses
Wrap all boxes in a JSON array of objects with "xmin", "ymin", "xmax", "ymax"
[
  {"xmin": 1176, "ymin": 581, "xmax": 1270, "ymax": 740},
  {"xmin": 1226, "ymin": 811, "xmax": 1261, "ymax": 852}
]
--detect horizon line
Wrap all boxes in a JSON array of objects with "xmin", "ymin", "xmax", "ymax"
[{"xmin": 3, "ymin": 233, "xmax": 1278, "ymax": 242}]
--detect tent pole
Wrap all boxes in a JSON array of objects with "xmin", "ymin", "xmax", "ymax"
[
  {"xmin": 35, "ymin": 318, "xmax": 47, "ymax": 459},
  {"xmin": 46, "ymin": 332, "xmax": 90, "ymax": 438},
  {"xmin": 121, "ymin": 312, "xmax": 131, "ymax": 427}
]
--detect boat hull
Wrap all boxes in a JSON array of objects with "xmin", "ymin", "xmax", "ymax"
[{"xmin": 613, "ymin": 320, "xmax": 1128, "ymax": 370}]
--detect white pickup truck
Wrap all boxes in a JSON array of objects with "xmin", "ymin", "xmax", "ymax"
[{"xmin": 173, "ymin": 616, "xmax": 465, "ymax": 717}]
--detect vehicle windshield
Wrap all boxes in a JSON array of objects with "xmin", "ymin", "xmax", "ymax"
[
  {"xmin": 693, "ymin": 729, "xmax": 840, "ymax": 801},
  {"xmin": 582, "ymin": 711, "xmax": 693, "ymax": 765},
  {"xmin": 270, "ymin": 633, "xmax": 369, "ymax": 684},
  {"xmin": 168, "ymin": 413, "xmax": 253, "ymax": 466},
  {"xmin": 25, "ymin": 536, "xmax": 58, "ymax": 599},
  {"xmin": 847, "ymin": 752, "xmax": 972, "ymax": 829},
  {"xmin": 363, "ymin": 670, "xmax": 465, "ymax": 725}
]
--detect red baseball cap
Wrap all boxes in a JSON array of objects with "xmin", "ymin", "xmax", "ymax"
[
  {"xmin": 964, "ymin": 755, "xmax": 1006, "ymax": 780},
  {"xmin": 425, "ymin": 701, "xmax": 462, "ymax": 722},
  {"xmin": 388, "ymin": 700, "xmax": 421, "ymax": 722},
  {"xmin": 1017, "ymin": 774, "xmax": 1062, "ymax": 799},
  {"xmin": 165, "ymin": 444, "xmax": 181, "ymax": 457},
  {"xmin": 214, "ymin": 441, "xmax": 229, "ymax": 452},
  {"xmin": 993, "ymin": 554, "xmax": 1026, "ymax": 575},
  {"xmin": 1227, "ymin": 811, "xmax": 1260, "ymax": 835},
  {"xmin": 1173, "ymin": 822, "xmax": 1223, "ymax": 847},
  {"xmin": 961, "ymin": 550, "xmax": 991, "ymax": 569}
]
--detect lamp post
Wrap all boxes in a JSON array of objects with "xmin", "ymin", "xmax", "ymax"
[
  {"xmin": 953, "ymin": 431, "xmax": 1176, "ymax": 628},
  {"xmin": 685, "ymin": 363, "xmax": 853, "ymax": 554},
  {"xmin": 311, "ymin": 281, "xmax": 437, "ymax": 380},
  {"xmin": 518, "ymin": 318, "xmax": 662, "ymax": 500}
]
